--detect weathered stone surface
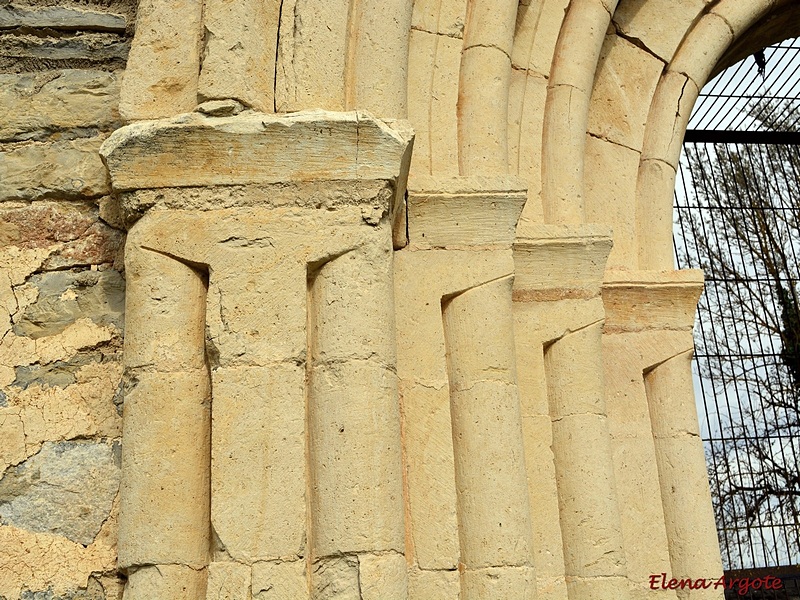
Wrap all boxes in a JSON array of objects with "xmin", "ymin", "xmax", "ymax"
[
  {"xmin": 113, "ymin": 181, "xmax": 391, "ymax": 229},
  {"xmin": 0, "ymin": 6, "xmax": 126, "ymax": 31},
  {"xmin": 13, "ymin": 351, "xmax": 101, "ymax": 389},
  {"xmin": 0, "ymin": 235, "xmax": 124, "ymax": 491},
  {"xmin": 0, "ymin": 411, "xmax": 26, "ymax": 474},
  {"xmin": 311, "ymin": 557, "xmax": 359, "ymax": 600},
  {"xmin": 0, "ymin": 137, "xmax": 109, "ymax": 202},
  {"xmin": 646, "ymin": 388, "xmax": 724, "ymax": 597},
  {"xmin": 458, "ymin": 44, "xmax": 513, "ymax": 174},
  {"xmin": 308, "ymin": 359, "xmax": 404, "ymax": 558},
  {"xmin": 1, "ymin": 361, "xmax": 123, "ymax": 463},
  {"xmin": 397, "ymin": 381, "xmax": 459, "ymax": 570},
  {"xmin": 508, "ymin": 68, "xmax": 547, "ymax": 223},
  {"xmin": 546, "ymin": 326, "xmax": 628, "ymax": 583},
  {"xmin": 274, "ymin": 0, "xmax": 349, "ymax": 112},
  {"xmin": 407, "ymin": 568, "xmax": 460, "ymax": 599},
  {"xmin": 13, "ymin": 269, "xmax": 124, "ymax": 339},
  {"xmin": 123, "ymin": 565, "xmax": 207, "ymax": 600},
  {"xmin": 204, "ymin": 257, "xmax": 306, "ymax": 369},
  {"xmin": 0, "ymin": 70, "xmax": 120, "ymax": 142},
  {"xmin": 612, "ymin": 0, "xmax": 706, "ymax": 62},
  {"xmin": 359, "ymin": 553, "xmax": 407, "ymax": 600},
  {"xmin": 308, "ymin": 244, "xmax": 395, "ymax": 364},
  {"xmin": 461, "ymin": 566, "xmax": 537, "ymax": 600},
  {"xmin": 511, "ymin": 0, "xmax": 569, "ymax": 77},
  {"xmin": 411, "ymin": 0, "xmax": 466, "ymax": 39},
  {"xmin": 640, "ymin": 69, "xmax": 699, "ymax": 172},
  {"xmin": 442, "ymin": 277, "xmax": 535, "ymax": 582},
  {"xmin": 197, "ymin": 0, "xmax": 277, "ymax": 112},
  {"xmin": 105, "ymin": 110, "xmax": 412, "ymax": 244},
  {"xmin": 0, "ymin": 440, "xmax": 120, "ymax": 545},
  {"xmin": 0, "ymin": 522, "xmax": 117, "ymax": 600},
  {"xmin": 588, "ymin": 33, "xmax": 664, "ymax": 151},
  {"xmin": 251, "ymin": 560, "xmax": 307, "ymax": 600},
  {"xmin": 118, "ymin": 371, "xmax": 210, "ymax": 570},
  {"xmin": 0, "ymin": 203, "xmax": 124, "ymax": 269},
  {"xmin": 15, "ymin": 575, "xmax": 107, "ymax": 599},
  {"xmin": 395, "ymin": 245, "xmax": 523, "ymax": 586},
  {"xmin": 121, "ymin": 241, "xmax": 207, "ymax": 373},
  {"xmin": 0, "ymin": 317, "xmax": 117, "ymax": 388},
  {"xmin": 549, "ymin": 411, "xmax": 628, "ymax": 574},
  {"xmin": 564, "ymin": 575, "xmax": 632, "ymax": 600},
  {"xmin": 206, "ymin": 562, "xmax": 251, "ymax": 600},
  {"xmin": 347, "ymin": 0, "xmax": 413, "ymax": 118},
  {"xmin": 513, "ymin": 224, "xmax": 612, "ymax": 298},
  {"xmin": 635, "ymin": 157, "xmax": 679, "ymax": 271},
  {"xmin": 539, "ymin": 0, "xmax": 617, "ymax": 226},
  {"xmin": 407, "ymin": 176, "xmax": 527, "ymax": 248},
  {"xmin": 520, "ymin": 416, "xmax": 568, "ymax": 600},
  {"xmin": 406, "ymin": 30, "xmax": 461, "ymax": 177},
  {"xmin": 100, "ymin": 110, "xmax": 414, "ymax": 191},
  {"xmin": 513, "ymin": 237, "xmax": 605, "ymax": 600},
  {"xmin": 195, "ymin": 99, "xmax": 245, "ymax": 117},
  {"xmin": 602, "ymin": 269, "xmax": 704, "ymax": 333},
  {"xmin": 671, "ymin": 12, "xmax": 735, "ymax": 93},
  {"xmin": 117, "ymin": 0, "xmax": 202, "ymax": 120},
  {"xmin": 211, "ymin": 365, "xmax": 306, "ymax": 563},
  {"xmin": 583, "ymin": 136, "xmax": 640, "ymax": 270},
  {"xmin": 96, "ymin": 196, "xmax": 124, "ymax": 230},
  {"xmin": 0, "ymin": 33, "xmax": 129, "ymax": 73},
  {"xmin": 110, "ymin": 112, "xmax": 412, "ymax": 597}
]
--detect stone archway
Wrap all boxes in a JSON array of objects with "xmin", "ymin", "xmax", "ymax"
[{"xmin": 579, "ymin": 1, "xmax": 800, "ymax": 598}]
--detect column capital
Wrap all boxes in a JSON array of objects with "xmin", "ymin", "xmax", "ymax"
[
  {"xmin": 405, "ymin": 175, "xmax": 527, "ymax": 249},
  {"xmin": 99, "ymin": 109, "xmax": 414, "ymax": 245},
  {"xmin": 602, "ymin": 269, "xmax": 704, "ymax": 334},
  {"xmin": 513, "ymin": 223, "xmax": 613, "ymax": 301}
]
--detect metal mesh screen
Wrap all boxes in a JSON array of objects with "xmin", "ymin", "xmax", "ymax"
[{"xmin": 673, "ymin": 37, "xmax": 800, "ymax": 578}]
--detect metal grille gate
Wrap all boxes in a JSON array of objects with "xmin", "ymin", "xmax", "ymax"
[{"xmin": 673, "ymin": 37, "xmax": 800, "ymax": 598}]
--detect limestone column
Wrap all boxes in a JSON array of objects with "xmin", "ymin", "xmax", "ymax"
[
  {"xmin": 119, "ymin": 0, "xmax": 204, "ymax": 119},
  {"xmin": 602, "ymin": 269, "xmax": 723, "ymax": 599},
  {"xmin": 308, "ymin": 241, "xmax": 407, "ymax": 598},
  {"xmin": 208, "ymin": 258, "xmax": 308, "ymax": 567},
  {"xmin": 118, "ymin": 226, "xmax": 211, "ymax": 599},
  {"xmin": 397, "ymin": 176, "xmax": 534, "ymax": 598},
  {"xmin": 197, "ymin": 0, "xmax": 279, "ymax": 112},
  {"xmin": 513, "ymin": 225, "xmax": 630, "ymax": 600},
  {"xmin": 457, "ymin": 0, "xmax": 517, "ymax": 174},
  {"xmin": 101, "ymin": 109, "xmax": 414, "ymax": 600},
  {"xmin": 442, "ymin": 275, "xmax": 536, "ymax": 598},
  {"xmin": 601, "ymin": 333, "xmax": 675, "ymax": 600},
  {"xmin": 646, "ymin": 350, "xmax": 724, "ymax": 598},
  {"xmin": 546, "ymin": 321, "xmax": 629, "ymax": 600},
  {"xmin": 512, "ymin": 319, "xmax": 569, "ymax": 600}
]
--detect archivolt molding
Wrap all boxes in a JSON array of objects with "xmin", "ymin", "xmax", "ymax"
[
  {"xmin": 457, "ymin": 0, "xmax": 517, "ymax": 175},
  {"xmin": 574, "ymin": 0, "xmax": 795, "ymax": 271},
  {"xmin": 540, "ymin": 0, "xmax": 618, "ymax": 226},
  {"xmin": 635, "ymin": 0, "xmax": 787, "ymax": 271},
  {"xmin": 115, "ymin": 0, "xmax": 796, "ymax": 249}
]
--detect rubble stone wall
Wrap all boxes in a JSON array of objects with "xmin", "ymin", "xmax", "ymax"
[{"xmin": 0, "ymin": 2, "xmax": 132, "ymax": 598}]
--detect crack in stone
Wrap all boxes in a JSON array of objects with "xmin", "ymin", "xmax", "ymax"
[
  {"xmin": 274, "ymin": 0, "xmax": 285, "ymax": 113},
  {"xmin": 644, "ymin": 348, "xmax": 693, "ymax": 375},
  {"xmin": 611, "ymin": 22, "xmax": 667, "ymax": 65},
  {"xmin": 410, "ymin": 25, "xmax": 462, "ymax": 40},
  {"xmin": 587, "ymin": 131, "xmax": 640, "ymax": 154},
  {"xmin": 441, "ymin": 272, "xmax": 514, "ymax": 303},
  {"xmin": 462, "ymin": 42, "xmax": 511, "ymax": 62}
]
